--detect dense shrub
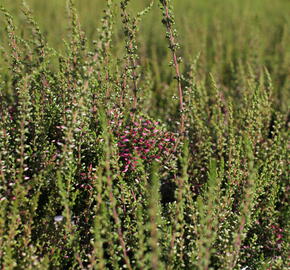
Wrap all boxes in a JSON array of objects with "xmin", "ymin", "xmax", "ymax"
[{"xmin": 0, "ymin": 0, "xmax": 289, "ymax": 269}]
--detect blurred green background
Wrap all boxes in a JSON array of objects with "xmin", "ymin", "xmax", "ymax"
[{"xmin": 1, "ymin": 0, "xmax": 290, "ymax": 111}]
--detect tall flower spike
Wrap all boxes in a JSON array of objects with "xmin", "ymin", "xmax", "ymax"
[{"xmin": 159, "ymin": 0, "xmax": 185, "ymax": 136}]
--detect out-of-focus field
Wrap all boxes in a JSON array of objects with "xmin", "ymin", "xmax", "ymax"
[{"xmin": 1, "ymin": 0, "xmax": 290, "ymax": 111}]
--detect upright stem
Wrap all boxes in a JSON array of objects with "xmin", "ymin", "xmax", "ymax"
[
  {"xmin": 160, "ymin": 0, "xmax": 185, "ymax": 136},
  {"xmin": 121, "ymin": 1, "xmax": 139, "ymax": 113}
]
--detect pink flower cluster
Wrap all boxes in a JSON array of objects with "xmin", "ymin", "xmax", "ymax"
[
  {"xmin": 112, "ymin": 114, "xmax": 176, "ymax": 173},
  {"xmin": 270, "ymin": 224, "xmax": 284, "ymax": 245}
]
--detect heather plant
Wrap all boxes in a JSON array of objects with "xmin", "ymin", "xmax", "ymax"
[
  {"xmin": 0, "ymin": 0, "xmax": 289, "ymax": 269},
  {"xmin": 159, "ymin": 0, "xmax": 185, "ymax": 136}
]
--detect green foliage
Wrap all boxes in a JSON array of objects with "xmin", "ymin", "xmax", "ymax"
[{"xmin": 0, "ymin": 0, "xmax": 289, "ymax": 269}]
